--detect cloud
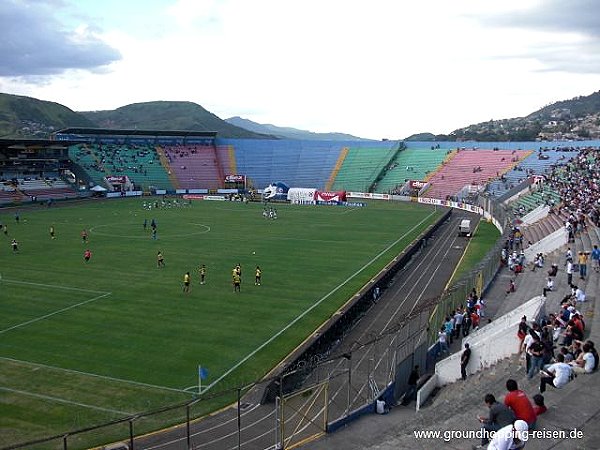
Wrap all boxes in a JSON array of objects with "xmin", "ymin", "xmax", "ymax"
[
  {"xmin": 492, "ymin": 0, "xmax": 600, "ymax": 36},
  {"xmin": 479, "ymin": 0, "xmax": 600, "ymax": 73},
  {"xmin": 0, "ymin": 0, "xmax": 121, "ymax": 77}
]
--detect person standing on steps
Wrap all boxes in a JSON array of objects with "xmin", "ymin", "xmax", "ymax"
[{"xmin": 461, "ymin": 343, "xmax": 471, "ymax": 380}]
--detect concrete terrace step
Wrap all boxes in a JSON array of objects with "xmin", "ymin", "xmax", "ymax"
[{"xmin": 303, "ymin": 239, "xmax": 600, "ymax": 450}]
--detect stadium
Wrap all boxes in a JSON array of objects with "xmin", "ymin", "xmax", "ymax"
[{"xmin": 1, "ymin": 130, "xmax": 600, "ymax": 450}]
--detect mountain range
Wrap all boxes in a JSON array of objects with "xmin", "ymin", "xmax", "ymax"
[
  {"xmin": 1, "ymin": 90, "xmax": 600, "ymax": 141},
  {"xmin": 224, "ymin": 116, "xmax": 371, "ymax": 141}
]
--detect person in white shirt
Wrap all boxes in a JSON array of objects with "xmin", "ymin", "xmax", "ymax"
[
  {"xmin": 571, "ymin": 342, "xmax": 596, "ymax": 374},
  {"xmin": 539, "ymin": 354, "xmax": 573, "ymax": 393},
  {"xmin": 487, "ymin": 419, "xmax": 529, "ymax": 450},
  {"xmin": 566, "ymin": 260, "xmax": 574, "ymax": 285}
]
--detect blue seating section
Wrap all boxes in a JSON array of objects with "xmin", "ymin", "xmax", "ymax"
[
  {"xmin": 218, "ymin": 139, "xmax": 348, "ymax": 189},
  {"xmin": 486, "ymin": 149, "xmax": 576, "ymax": 197}
]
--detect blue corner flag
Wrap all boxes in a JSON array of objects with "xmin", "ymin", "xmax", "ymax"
[{"xmin": 199, "ymin": 366, "xmax": 209, "ymax": 380}]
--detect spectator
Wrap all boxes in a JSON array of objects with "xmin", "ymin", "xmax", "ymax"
[
  {"xmin": 477, "ymin": 393, "xmax": 515, "ymax": 446},
  {"xmin": 461, "ymin": 343, "xmax": 471, "ymax": 380},
  {"xmin": 486, "ymin": 420, "xmax": 529, "ymax": 450},
  {"xmin": 578, "ymin": 251, "xmax": 588, "ymax": 280},
  {"xmin": 527, "ymin": 331, "xmax": 545, "ymax": 379},
  {"xmin": 570, "ymin": 342, "xmax": 596, "ymax": 374},
  {"xmin": 438, "ymin": 326, "xmax": 449, "ymax": 356},
  {"xmin": 592, "ymin": 245, "xmax": 600, "ymax": 272},
  {"xmin": 540, "ymin": 353, "xmax": 573, "ymax": 393},
  {"xmin": 401, "ymin": 365, "xmax": 420, "ymax": 405},
  {"xmin": 504, "ymin": 379, "xmax": 536, "ymax": 428}
]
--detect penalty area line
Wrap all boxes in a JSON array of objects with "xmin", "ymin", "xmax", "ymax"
[
  {"xmin": 0, "ymin": 356, "xmax": 195, "ymax": 396},
  {"xmin": 203, "ymin": 210, "xmax": 438, "ymax": 393},
  {"xmin": 1, "ymin": 278, "xmax": 109, "ymax": 294},
  {"xmin": 0, "ymin": 292, "xmax": 113, "ymax": 335},
  {"xmin": 0, "ymin": 386, "xmax": 133, "ymax": 416}
]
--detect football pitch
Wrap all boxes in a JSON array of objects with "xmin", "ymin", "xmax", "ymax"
[{"xmin": 0, "ymin": 198, "xmax": 443, "ymax": 447}]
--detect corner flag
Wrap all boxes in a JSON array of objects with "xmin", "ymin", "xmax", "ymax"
[
  {"xmin": 198, "ymin": 365, "xmax": 208, "ymax": 394},
  {"xmin": 199, "ymin": 366, "xmax": 208, "ymax": 380}
]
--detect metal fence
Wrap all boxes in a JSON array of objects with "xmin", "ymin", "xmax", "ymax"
[
  {"xmin": 428, "ymin": 194, "xmax": 513, "ymax": 342},
  {"xmin": 4, "ymin": 196, "xmax": 513, "ymax": 450}
]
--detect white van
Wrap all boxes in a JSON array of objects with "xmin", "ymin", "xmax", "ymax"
[{"xmin": 459, "ymin": 219, "xmax": 472, "ymax": 237}]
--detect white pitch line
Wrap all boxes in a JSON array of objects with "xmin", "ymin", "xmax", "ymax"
[
  {"xmin": 0, "ymin": 386, "xmax": 133, "ymax": 416},
  {"xmin": 0, "ymin": 292, "xmax": 112, "ymax": 335},
  {"xmin": 203, "ymin": 210, "xmax": 438, "ymax": 393},
  {"xmin": 0, "ymin": 356, "xmax": 194, "ymax": 395},
  {"xmin": 1, "ymin": 278, "xmax": 109, "ymax": 294}
]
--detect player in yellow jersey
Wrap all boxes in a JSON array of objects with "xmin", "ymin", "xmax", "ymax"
[
  {"xmin": 183, "ymin": 272, "xmax": 191, "ymax": 293},
  {"xmin": 255, "ymin": 266, "xmax": 262, "ymax": 285},
  {"xmin": 232, "ymin": 271, "xmax": 241, "ymax": 292}
]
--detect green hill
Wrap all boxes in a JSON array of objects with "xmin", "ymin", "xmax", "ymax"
[
  {"xmin": 0, "ymin": 93, "xmax": 95, "ymax": 138},
  {"xmin": 225, "ymin": 116, "xmax": 372, "ymax": 141},
  {"xmin": 527, "ymin": 90, "xmax": 600, "ymax": 120},
  {"xmin": 448, "ymin": 90, "xmax": 600, "ymax": 141},
  {"xmin": 80, "ymin": 101, "xmax": 273, "ymax": 139}
]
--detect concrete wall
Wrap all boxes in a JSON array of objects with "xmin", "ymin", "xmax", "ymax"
[
  {"xmin": 434, "ymin": 296, "xmax": 546, "ymax": 386},
  {"xmin": 416, "ymin": 373, "xmax": 438, "ymax": 412},
  {"xmin": 524, "ymin": 227, "xmax": 567, "ymax": 261},
  {"xmin": 521, "ymin": 205, "xmax": 549, "ymax": 225}
]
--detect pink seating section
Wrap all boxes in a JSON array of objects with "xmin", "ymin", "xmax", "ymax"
[
  {"xmin": 0, "ymin": 189, "xmax": 20, "ymax": 203},
  {"xmin": 23, "ymin": 187, "xmax": 78, "ymax": 200},
  {"xmin": 163, "ymin": 145, "xmax": 223, "ymax": 190},
  {"xmin": 425, "ymin": 149, "xmax": 530, "ymax": 199}
]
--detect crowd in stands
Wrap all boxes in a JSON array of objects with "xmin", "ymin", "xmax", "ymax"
[
  {"xmin": 72, "ymin": 143, "xmax": 157, "ymax": 177},
  {"xmin": 543, "ymin": 147, "xmax": 600, "ymax": 227},
  {"xmin": 164, "ymin": 144, "xmax": 209, "ymax": 162},
  {"xmin": 471, "ymin": 283, "xmax": 598, "ymax": 448},
  {"xmin": 437, "ymin": 288, "xmax": 486, "ymax": 356}
]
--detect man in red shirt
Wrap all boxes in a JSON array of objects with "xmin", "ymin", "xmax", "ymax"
[{"xmin": 504, "ymin": 379, "xmax": 536, "ymax": 428}]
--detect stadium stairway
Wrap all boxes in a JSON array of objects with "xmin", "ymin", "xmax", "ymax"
[
  {"xmin": 304, "ymin": 232, "xmax": 600, "ymax": 450},
  {"xmin": 155, "ymin": 146, "xmax": 181, "ymax": 190},
  {"xmin": 325, "ymin": 147, "xmax": 349, "ymax": 191}
]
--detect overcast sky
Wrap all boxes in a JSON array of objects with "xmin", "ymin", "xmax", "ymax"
[{"xmin": 1, "ymin": 0, "xmax": 600, "ymax": 140}]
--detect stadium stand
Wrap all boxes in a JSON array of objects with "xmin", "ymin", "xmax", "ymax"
[
  {"xmin": 424, "ymin": 149, "xmax": 531, "ymax": 200},
  {"xmin": 69, "ymin": 143, "xmax": 173, "ymax": 190},
  {"xmin": 162, "ymin": 145, "xmax": 223, "ymax": 190},
  {"xmin": 0, "ymin": 183, "xmax": 21, "ymax": 204},
  {"xmin": 375, "ymin": 147, "xmax": 450, "ymax": 193},
  {"xmin": 218, "ymin": 139, "xmax": 347, "ymax": 190},
  {"xmin": 330, "ymin": 143, "xmax": 399, "ymax": 192},
  {"xmin": 18, "ymin": 178, "xmax": 78, "ymax": 201},
  {"xmin": 216, "ymin": 145, "xmax": 237, "ymax": 178},
  {"xmin": 486, "ymin": 147, "xmax": 575, "ymax": 197}
]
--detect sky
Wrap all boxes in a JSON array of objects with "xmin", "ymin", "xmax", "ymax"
[{"xmin": 1, "ymin": 0, "xmax": 600, "ymax": 140}]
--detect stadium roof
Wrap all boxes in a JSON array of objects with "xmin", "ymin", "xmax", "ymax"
[
  {"xmin": 0, "ymin": 139, "xmax": 76, "ymax": 149},
  {"xmin": 54, "ymin": 128, "xmax": 217, "ymax": 138}
]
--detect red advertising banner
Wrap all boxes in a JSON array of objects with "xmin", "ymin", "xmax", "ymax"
[
  {"xmin": 105, "ymin": 176, "xmax": 128, "ymax": 184},
  {"xmin": 225, "ymin": 174, "xmax": 245, "ymax": 183},
  {"xmin": 314, "ymin": 191, "xmax": 347, "ymax": 202},
  {"xmin": 409, "ymin": 180, "xmax": 427, "ymax": 189}
]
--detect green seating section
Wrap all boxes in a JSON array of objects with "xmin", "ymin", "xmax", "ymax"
[
  {"xmin": 375, "ymin": 147, "xmax": 451, "ymax": 193},
  {"xmin": 331, "ymin": 145, "xmax": 397, "ymax": 192},
  {"xmin": 511, "ymin": 186, "xmax": 561, "ymax": 215},
  {"xmin": 69, "ymin": 144, "xmax": 173, "ymax": 190}
]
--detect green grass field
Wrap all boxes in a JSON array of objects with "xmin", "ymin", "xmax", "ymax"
[
  {"xmin": 449, "ymin": 220, "xmax": 501, "ymax": 286},
  {"xmin": 0, "ymin": 198, "xmax": 443, "ymax": 447}
]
